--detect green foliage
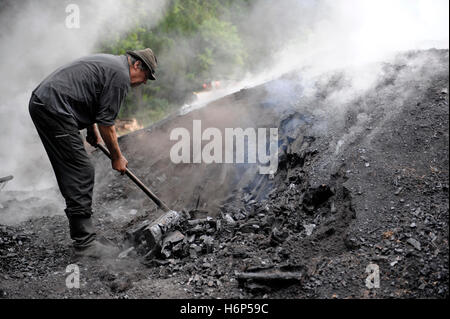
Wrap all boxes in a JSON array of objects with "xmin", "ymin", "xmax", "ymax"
[{"xmin": 97, "ymin": 0, "xmax": 254, "ymax": 127}]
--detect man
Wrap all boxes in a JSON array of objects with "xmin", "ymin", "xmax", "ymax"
[{"xmin": 29, "ymin": 48, "xmax": 157, "ymax": 258}]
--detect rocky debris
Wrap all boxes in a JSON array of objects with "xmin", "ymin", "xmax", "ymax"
[
  {"xmin": 118, "ymin": 247, "xmax": 135, "ymax": 259},
  {"xmin": 124, "ymin": 210, "xmax": 187, "ymax": 256},
  {"xmin": 97, "ymin": 269, "xmax": 135, "ymax": 293},
  {"xmin": 124, "ymin": 210, "xmax": 221, "ymax": 261},
  {"xmin": 302, "ymin": 185, "xmax": 335, "ymax": 212},
  {"xmin": 0, "ymin": 216, "xmax": 71, "ymax": 298},
  {"xmin": 161, "ymin": 230, "xmax": 185, "ymax": 258},
  {"xmin": 303, "ymin": 224, "xmax": 316, "ymax": 236},
  {"xmin": 142, "ymin": 210, "xmax": 186, "ymax": 249},
  {"xmin": 406, "ymin": 238, "xmax": 422, "ymax": 251}
]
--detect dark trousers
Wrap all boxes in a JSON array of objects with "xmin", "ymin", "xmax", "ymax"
[{"xmin": 29, "ymin": 94, "xmax": 94, "ymax": 218}]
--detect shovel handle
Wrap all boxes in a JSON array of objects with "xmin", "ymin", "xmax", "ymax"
[{"xmin": 96, "ymin": 143, "xmax": 171, "ymax": 212}]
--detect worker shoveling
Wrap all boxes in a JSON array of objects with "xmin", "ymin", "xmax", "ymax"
[
  {"xmin": 27, "ymin": 47, "xmax": 200, "ymax": 260},
  {"xmin": 28, "ymin": 48, "xmax": 160, "ymax": 258}
]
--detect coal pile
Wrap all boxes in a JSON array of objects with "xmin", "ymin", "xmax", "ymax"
[
  {"xmin": 117, "ymin": 114, "xmax": 354, "ymax": 296},
  {"xmin": 123, "ymin": 209, "xmax": 219, "ymax": 261},
  {"xmin": 115, "ymin": 49, "xmax": 448, "ymax": 298}
]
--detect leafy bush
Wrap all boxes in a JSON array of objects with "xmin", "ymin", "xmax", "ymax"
[{"xmin": 97, "ymin": 0, "xmax": 252, "ymax": 127}]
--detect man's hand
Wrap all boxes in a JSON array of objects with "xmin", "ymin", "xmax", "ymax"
[
  {"xmin": 112, "ymin": 155, "xmax": 128, "ymax": 174},
  {"xmin": 97, "ymin": 124, "xmax": 128, "ymax": 174},
  {"xmin": 86, "ymin": 124, "xmax": 101, "ymax": 147}
]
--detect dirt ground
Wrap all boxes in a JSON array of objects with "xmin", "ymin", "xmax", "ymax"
[{"xmin": 0, "ymin": 49, "xmax": 448, "ymax": 299}]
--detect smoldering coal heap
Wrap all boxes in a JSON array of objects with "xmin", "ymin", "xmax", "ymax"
[{"xmin": 0, "ymin": 49, "xmax": 448, "ymax": 299}]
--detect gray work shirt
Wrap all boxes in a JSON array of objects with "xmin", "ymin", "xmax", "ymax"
[{"xmin": 33, "ymin": 54, "xmax": 131, "ymax": 129}]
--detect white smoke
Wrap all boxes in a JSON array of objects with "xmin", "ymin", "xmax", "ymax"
[
  {"xmin": 181, "ymin": 0, "xmax": 449, "ymax": 113},
  {"xmin": 246, "ymin": 0, "xmax": 449, "ymax": 88},
  {"xmin": 274, "ymin": 0, "xmax": 449, "ymax": 122},
  {"xmin": 0, "ymin": 0, "xmax": 168, "ymax": 191}
]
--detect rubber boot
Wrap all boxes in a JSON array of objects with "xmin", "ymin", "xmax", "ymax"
[{"xmin": 68, "ymin": 216, "xmax": 119, "ymax": 258}]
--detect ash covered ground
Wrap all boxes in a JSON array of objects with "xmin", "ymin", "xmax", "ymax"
[{"xmin": 0, "ymin": 49, "xmax": 448, "ymax": 299}]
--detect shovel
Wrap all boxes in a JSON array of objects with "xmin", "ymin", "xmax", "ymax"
[
  {"xmin": 96, "ymin": 143, "xmax": 170, "ymax": 212},
  {"xmin": 96, "ymin": 143, "xmax": 183, "ymax": 252}
]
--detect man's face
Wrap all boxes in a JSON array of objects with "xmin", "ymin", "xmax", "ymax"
[{"xmin": 130, "ymin": 61, "xmax": 150, "ymax": 87}]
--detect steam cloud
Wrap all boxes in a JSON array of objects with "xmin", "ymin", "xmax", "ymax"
[
  {"xmin": 184, "ymin": 0, "xmax": 449, "ymax": 111},
  {"xmin": 236, "ymin": 0, "xmax": 449, "ymax": 88},
  {"xmin": 0, "ymin": 0, "xmax": 168, "ymax": 191}
]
